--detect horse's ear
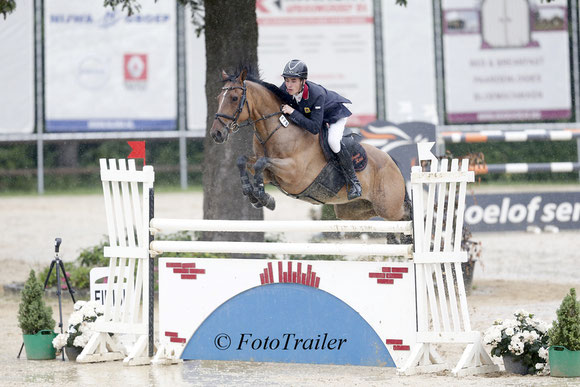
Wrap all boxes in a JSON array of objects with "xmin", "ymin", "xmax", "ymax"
[
  {"xmin": 221, "ymin": 70, "xmax": 228, "ymax": 80},
  {"xmin": 239, "ymin": 68, "xmax": 248, "ymax": 82}
]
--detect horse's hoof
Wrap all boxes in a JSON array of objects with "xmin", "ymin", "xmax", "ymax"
[
  {"xmin": 237, "ymin": 156, "xmax": 248, "ymax": 171},
  {"xmin": 264, "ymin": 196, "xmax": 276, "ymax": 211}
]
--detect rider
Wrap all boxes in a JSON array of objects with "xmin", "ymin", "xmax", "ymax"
[{"xmin": 280, "ymin": 59, "xmax": 362, "ymax": 200}]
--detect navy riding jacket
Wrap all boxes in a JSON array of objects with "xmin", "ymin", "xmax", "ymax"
[{"xmin": 280, "ymin": 80, "xmax": 352, "ymax": 135}]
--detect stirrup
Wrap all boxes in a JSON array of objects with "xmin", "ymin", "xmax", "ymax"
[{"xmin": 346, "ymin": 179, "xmax": 362, "ymax": 200}]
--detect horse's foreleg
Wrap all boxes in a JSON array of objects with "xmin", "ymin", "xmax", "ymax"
[
  {"xmin": 236, "ymin": 156, "xmax": 262, "ymax": 208},
  {"xmin": 253, "ymin": 157, "xmax": 276, "ymax": 211}
]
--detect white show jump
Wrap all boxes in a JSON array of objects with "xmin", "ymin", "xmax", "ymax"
[{"xmin": 77, "ymin": 142, "xmax": 499, "ymax": 376}]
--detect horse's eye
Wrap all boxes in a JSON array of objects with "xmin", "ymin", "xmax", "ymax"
[{"xmin": 232, "ymin": 96, "xmax": 238, "ymax": 102}]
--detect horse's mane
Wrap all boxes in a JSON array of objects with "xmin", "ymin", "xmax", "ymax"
[{"xmin": 223, "ymin": 65, "xmax": 294, "ymax": 105}]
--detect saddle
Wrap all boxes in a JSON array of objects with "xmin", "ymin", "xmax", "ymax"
[
  {"xmin": 284, "ymin": 129, "xmax": 368, "ymax": 205},
  {"xmin": 319, "ymin": 129, "xmax": 368, "ymax": 172}
]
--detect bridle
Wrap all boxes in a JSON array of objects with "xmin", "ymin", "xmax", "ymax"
[
  {"xmin": 214, "ymin": 81, "xmax": 287, "ymax": 153},
  {"xmin": 214, "ymin": 83, "xmax": 251, "ymax": 134}
]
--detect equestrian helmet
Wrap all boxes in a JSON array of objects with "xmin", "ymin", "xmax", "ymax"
[{"xmin": 282, "ymin": 59, "xmax": 308, "ymax": 79}]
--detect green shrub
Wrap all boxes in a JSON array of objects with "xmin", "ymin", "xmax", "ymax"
[
  {"xmin": 18, "ymin": 270, "xmax": 56, "ymax": 335},
  {"xmin": 549, "ymin": 288, "xmax": 580, "ymax": 351}
]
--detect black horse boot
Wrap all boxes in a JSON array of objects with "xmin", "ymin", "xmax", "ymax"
[{"xmin": 336, "ymin": 143, "xmax": 362, "ymax": 200}]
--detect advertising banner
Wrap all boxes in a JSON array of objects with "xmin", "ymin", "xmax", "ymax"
[
  {"xmin": 44, "ymin": 0, "xmax": 177, "ymax": 132},
  {"xmin": 185, "ymin": 0, "xmax": 376, "ymax": 134},
  {"xmin": 383, "ymin": 0, "xmax": 438, "ymax": 124},
  {"xmin": 442, "ymin": 0, "xmax": 572, "ymax": 124},
  {"xmin": 0, "ymin": 1, "xmax": 35, "ymax": 134},
  {"xmin": 185, "ymin": 8, "xmax": 206, "ymax": 136},
  {"xmin": 256, "ymin": 0, "xmax": 376, "ymax": 127},
  {"xmin": 465, "ymin": 191, "xmax": 580, "ymax": 232}
]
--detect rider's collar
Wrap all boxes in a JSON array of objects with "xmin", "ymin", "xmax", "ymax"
[
  {"xmin": 294, "ymin": 82, "xmax": 308, "ymax": 103},
  {"xmin": 302, "ymin": 82, "xmax": 309, "ymax": 100}
]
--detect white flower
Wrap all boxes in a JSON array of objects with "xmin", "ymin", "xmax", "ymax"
[
  {"xmin": 538, "ymin": 347, "xmax": 549, "ymax": 360},
  {"xmin": 73, "ymin": 300, "xmax": 87, "ymax": 311},
  {"xmin": 73, "ymin": 334, "xmax": 88, "ymax": 348},
  {"xmin": 535, "ymin": 363, "xmax": 544, "ymax": 370},
  {"xmin": 68, "ymin": 312, "xmax": 83, "ymax": 326},
  {"xmin": 52, "ymin": 333, "xmax": 69, "ymax": 350},
  {"xmin": 505, "ymin": 327, "xmax": 514, "ymax": 336}
]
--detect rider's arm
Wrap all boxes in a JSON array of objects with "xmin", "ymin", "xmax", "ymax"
[{"xmin": 287, "ymin": 95, "xmax": 325, "ymax": 134}]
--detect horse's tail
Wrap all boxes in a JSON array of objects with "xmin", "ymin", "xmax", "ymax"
[{"xmin": 390, "ymin": 156, "xmax": 413, "ymax": 222}]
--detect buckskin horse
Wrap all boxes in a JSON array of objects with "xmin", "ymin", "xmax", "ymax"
[{"xmin": 210, "ymin": 67, "xmax": 409, "ymax": 221}]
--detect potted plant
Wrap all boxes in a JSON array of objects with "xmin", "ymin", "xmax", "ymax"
[
  {"xmin": 52, "ymin": 300, "xmax": 104, "ymax": 361},
  {"xmin": 484, "ymin": 310, "xmax": 550, "ymax": 375},
  {"xmin": 17, "ymin": 270, "xmax": 57, "ymax": 360},
  {"xmin": 548, "ymin": 288, "xmax": 580, "ymax": 377}
]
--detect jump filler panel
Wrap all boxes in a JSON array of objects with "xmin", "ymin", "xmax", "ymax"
[{"xmin": 158, "ymin": 258, "xmax": 417, "ymax": 367}]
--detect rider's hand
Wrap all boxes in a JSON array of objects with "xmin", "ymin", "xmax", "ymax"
[{"xmin": 281, "ymin": 104, "xmax": 294, "ymax": 115}]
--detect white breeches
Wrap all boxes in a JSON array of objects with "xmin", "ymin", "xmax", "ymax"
[{"xmin": 327, "ymin": 117, "xmax": 347, "ymax": 153}]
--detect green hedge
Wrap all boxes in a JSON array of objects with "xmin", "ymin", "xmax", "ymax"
[{"xmin": 0, "ymin": 139, "xmax": 577, "ymax": 193}]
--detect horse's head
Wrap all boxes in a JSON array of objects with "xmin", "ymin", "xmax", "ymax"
[{"xmin": 210, "ymin": 69, "xmax": 251, "ymax": 144}]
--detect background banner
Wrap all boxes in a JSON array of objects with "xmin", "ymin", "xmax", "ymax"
[
  {"xmin": 465, "ymin": 191, "xmax": 580, "ymax": 232},
  {"xmin": 0, "ymin": 1, "xmax": 34, "ymax": 134},
  {"xmin": 44, "ymin": 0, "xmax": 177, "ymax": 132},
  {"xmin": 442, "ymin": 0, "xmax": 572, "ymax": 124}
]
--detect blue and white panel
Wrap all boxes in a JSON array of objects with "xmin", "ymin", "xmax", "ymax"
[{"xmin": 158, "ymin": 258, "xmax": 417, "ymax": 367}]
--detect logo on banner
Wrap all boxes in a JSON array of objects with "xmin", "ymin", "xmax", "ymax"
[{"xmin": 124, "ymin": 54, "xmax": 147, "ymax": 90}]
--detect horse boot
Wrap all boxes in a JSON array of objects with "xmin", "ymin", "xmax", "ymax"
[{"xmin": 336, "ymin": 143, "xmax": 362, "ymax": 200}]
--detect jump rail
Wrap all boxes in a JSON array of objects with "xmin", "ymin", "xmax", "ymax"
[
  {"xmin": 78, "ymin": 142, "xmax": 498, "ymax": 376},
  {"xmin": 439, "ymin": 128, "xmax": 580, "ymax": 175}
]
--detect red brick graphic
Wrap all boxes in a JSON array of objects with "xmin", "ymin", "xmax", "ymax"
[
  {"xmin": 260, "ymin": 261, "xmax": 320, "ymax": 288},
  {"xmin": 165, "ymin": 261, "xmax": 206, "ymax": 280},
  {"xmin": 369, "ymin": 266, "xmax": 408, "ymax": 285}
]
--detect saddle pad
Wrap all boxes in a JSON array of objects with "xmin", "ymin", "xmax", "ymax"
[
  {"xmin": 291, "ymin": 162, "xmax": 346, "ymax": 205},
  {"xmin": 319, "ymin": 129, "xmax": 368, "ymax": 172}
]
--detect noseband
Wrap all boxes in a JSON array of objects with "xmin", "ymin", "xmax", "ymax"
[{"xmin": 214, "ymin": 82, "xmax": 251, "ymax": 134}]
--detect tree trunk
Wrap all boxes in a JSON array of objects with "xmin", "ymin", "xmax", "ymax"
[{"xmin": 202, "ymin": 0, "xmax": 263, "ymax": 242}]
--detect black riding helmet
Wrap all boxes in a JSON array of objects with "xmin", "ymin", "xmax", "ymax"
[{"xmin": 282, "ymin": 59, "xmax": 308, "ymax": 79}]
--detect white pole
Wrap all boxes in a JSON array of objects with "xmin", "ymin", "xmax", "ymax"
[
  {"xmin": 150, "ymin": 218, "xmax": 413, "ymax": 235},
  {"xmin": 150, "ymin": 240, "xmax": 413, "ymax": 257}
]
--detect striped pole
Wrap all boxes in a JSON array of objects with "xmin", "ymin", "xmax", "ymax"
[
  {"xmin": 441, "ymin": 128, "xmax": 580, "ymax": 143},
  {"xmin": 471, "ymin": 162, "xmax": 580, "ymax": 175}
]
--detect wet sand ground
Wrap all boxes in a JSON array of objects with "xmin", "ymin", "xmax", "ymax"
[{"xmin": 1, "ymin": 191, "xmax": 579, "ymax": 386}]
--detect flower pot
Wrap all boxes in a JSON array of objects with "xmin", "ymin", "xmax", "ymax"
[
  {"xmin": 64, "ymin": 346, "xmax": 83, "ymax": 361},
  {"xmin": 502, "ymin": 354, "xmax": 529, "ymax": 375},
  {"xmin": 549, "ymin": 346, "xmax": 580, "ymax": 377},
  {"xmin": 22, "ymin": 330, "xmax": 57, "ymax": 360}
]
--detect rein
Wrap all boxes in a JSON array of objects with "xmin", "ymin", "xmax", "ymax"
[{"xmin": 215, "ymin": 81, "xmax": 287, "ymax": 155}]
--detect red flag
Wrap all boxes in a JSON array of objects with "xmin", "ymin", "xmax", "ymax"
[{"xmin": 127, "ymin": 141, "xmax": 146, "ymax": 166}]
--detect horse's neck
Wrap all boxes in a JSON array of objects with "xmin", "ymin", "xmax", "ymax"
[{"xmin": 247, "ymin": 83, "xmax": 311, "ymax": 156}]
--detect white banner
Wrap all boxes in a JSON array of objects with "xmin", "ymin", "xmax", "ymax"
[
  {"xmin": 257, "ymin": 0, "xmax": 376, "ymax": 127},
  {"xmin": 442, "ymin": 0, "xmax": 572, "ymax": 123},
  {"xmin": 45, "ymin": 0, "xmax": 177, "ymax": 132},
  {"xmin": 185, "ymin": 8, "xmax": 206, "ymax": 135},
  {"xmin": 0, "ymin": 1, "xmax": 35, "ymax": 134},
  {"xmin": 383, "ymin": 0, "xmax": 438, "ymax": 124}
]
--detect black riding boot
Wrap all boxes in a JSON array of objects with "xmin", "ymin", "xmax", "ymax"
[{"xmin": 336, "ymin": 143, "xmax": 362, "ymax": 200}]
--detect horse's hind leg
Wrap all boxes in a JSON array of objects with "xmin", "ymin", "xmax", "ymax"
[
  {"xmin": 236, "ymin": 156, "xmax": 262, "ymax": 208},
  {"xmin": 253, "ymin": 157, "xmax": 276, "ymax": 211}
]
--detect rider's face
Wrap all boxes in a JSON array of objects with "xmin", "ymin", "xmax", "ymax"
[{"xmin": 284, "ymin": 77, "xmax": 303, "ymax": 96}]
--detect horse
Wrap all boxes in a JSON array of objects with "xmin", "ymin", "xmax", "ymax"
[{"xmin": 210, "ymin": 67, "xmax": 409, "ymax": 221}]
